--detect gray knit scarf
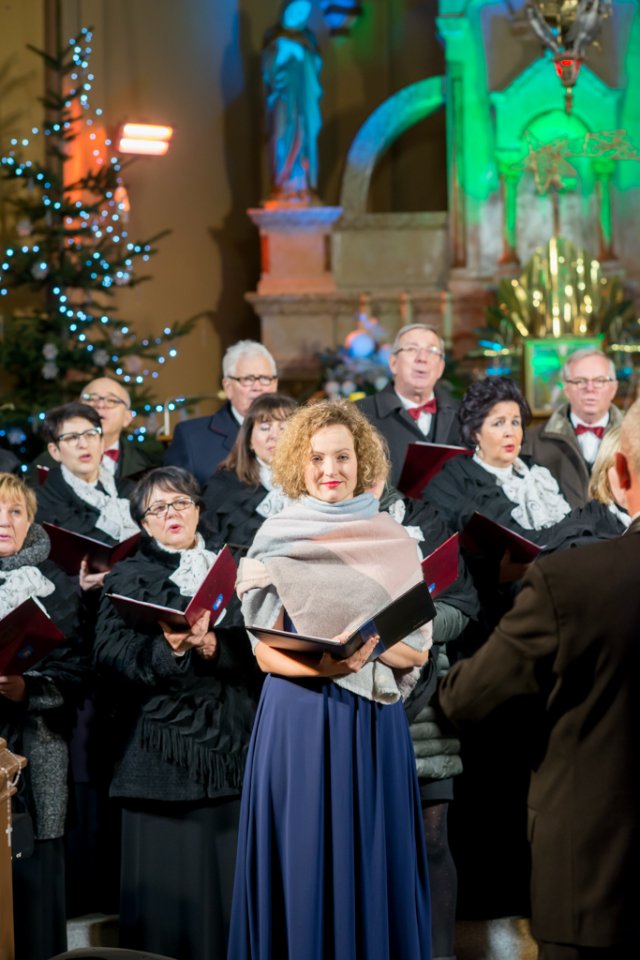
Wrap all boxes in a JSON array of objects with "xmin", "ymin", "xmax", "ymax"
[
  {"xmin": 237, "ymin": 493, "xmax": 432, "ymax": 704},
  {"xmin": 0, "ymin": 523, "xmax": 55, "ymax": 619}
]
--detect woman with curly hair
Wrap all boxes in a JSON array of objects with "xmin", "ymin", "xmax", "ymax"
[{"xmin": 227, "ymin": 400, "xmax": 433, "ymax": 960}]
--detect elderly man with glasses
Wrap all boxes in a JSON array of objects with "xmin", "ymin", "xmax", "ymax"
[
  {"xmin": 358, "ymin": 323, "xmax": 462, "ymax": 486},
  {"xmin": 525, "ymin": 348, "xmax": 622, "ymax": 508},
  {"xmin": 164, "ymin": 339, "xmax": 278, "ymax": 486},
  {"xmin": 28, "ymin": 376, "xmax": 159, "ymax": 494}
]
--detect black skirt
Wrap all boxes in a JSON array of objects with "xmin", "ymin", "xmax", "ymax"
[{"xmin": 119, "ymin": 796, "xmax": 241, "ymax": 960}]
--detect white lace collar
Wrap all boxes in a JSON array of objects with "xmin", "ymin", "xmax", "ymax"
[
  {"xmin": 61, "ymin": 463, "xmax": 139, "ymax": 541},
  {"xmin": 473, "ymin": 455, "xmax": 571, "ymax": 530},
  {"xmin": 157, "ymin": 533, "xmax": 219, "ymax": 598}
]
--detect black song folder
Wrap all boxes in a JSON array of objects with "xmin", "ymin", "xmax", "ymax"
[{"xmin": 249, "ymin": 580, "xmax": 436, "ymax": 659}]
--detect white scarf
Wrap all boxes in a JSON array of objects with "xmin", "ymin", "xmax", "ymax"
[
  {"xmin": 61, "ymin": 463, "xmax": 139, "ymax": 541},
  {"xmin": 0, "ymin": 566, "xmax": 55, "ymax": 620},
  {"xmin": 256, "ymin": 460, "xmax": 294, "ymax": 519},
  {"xmin": 158, "ymin": 532, "xmax": 226, "ymax": 625},
  {"xmin": 158, "ymin": 533, "xmax": 219, "ymax": 598},
  {"xmin": 473, "ymin": 455, "xmax": 571, "ymax": 530}
]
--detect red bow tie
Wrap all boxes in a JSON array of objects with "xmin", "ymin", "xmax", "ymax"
[
  {"xmin": 575, "ymin": 424, "xmax": 605, "ymax": 439},
  {"xmin": 407, "ymin": 398, "xmax": 437, "ymax": 421},
  {"xmin": 104, "ymin": 448, "xmax": 120, "ymax": 462}
]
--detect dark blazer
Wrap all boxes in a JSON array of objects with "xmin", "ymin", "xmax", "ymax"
[
  {"xmin": 438, "ymin": 521, "xmax": 640, "ymax": 949},
  {"xmin": 164, "ymin": 402, "xmax": 239, "ymax": 487},
  {"xmin": 358, "ymin": 382, "xmax": 462, "ymax": 486},
  {"xmin": 28, "ymin": 436, "xmax": 159, "ymax": 495},
  {"xmin": 524, "ymin": 402, "xmax": 624, "ymax": 508}
]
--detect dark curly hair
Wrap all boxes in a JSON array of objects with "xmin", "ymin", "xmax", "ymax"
[{"xmin": 458, "ymin": 376, "xmax": 531, "ymax": 449}]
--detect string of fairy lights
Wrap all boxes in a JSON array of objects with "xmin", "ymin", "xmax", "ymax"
[{"xmin": 0, "ymin": 26, "xmax": 190, "ymax": 433}]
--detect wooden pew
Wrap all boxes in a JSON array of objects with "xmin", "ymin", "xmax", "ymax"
[{"xmin": 0, "ymin": 738, "xmax": 27, "ymax": 960}]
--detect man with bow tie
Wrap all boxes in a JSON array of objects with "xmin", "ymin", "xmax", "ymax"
[
  {"xmin": 525, "ymin": 348, "xmax": 622, "ymax": 507},
  {"xmin": 28, "ymin": 377, "xmax": 159, "ymax": 494},
  {"xmin": 358, "ymin": 324, "xmax": 462, "ymax": 486}
]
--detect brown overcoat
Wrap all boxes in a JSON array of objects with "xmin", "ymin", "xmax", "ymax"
[{"xmin": 438, "ymin": 520, "xmax": 640, "ymax": 949}]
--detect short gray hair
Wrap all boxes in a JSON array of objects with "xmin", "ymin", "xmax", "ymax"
[
  {"xmin": 561, "ymin": 347, "xmax": 616, "ymax": 382},
  {"xmin": 222, "ymin": 340, "xmax": 277, "ymax": 378},
  {"xmin": 391, "ymin": 324, "xmax": 445, "ymax": 356}
]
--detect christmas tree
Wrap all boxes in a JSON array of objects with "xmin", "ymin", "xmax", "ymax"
[{"xmin": 0, "ymin": 26, "xmax": 196, "ymax": 460}]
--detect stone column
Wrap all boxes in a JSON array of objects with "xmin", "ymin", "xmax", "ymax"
[
  {"xmin": 498, "ymin": 168, "xmax": 520, "ymax": 266},
  {"xmin": 594, "ymin": 159, "xmax": 615, "ymax": 261}
]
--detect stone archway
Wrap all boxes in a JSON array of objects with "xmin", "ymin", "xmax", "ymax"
[{"xmin": 339, "ymin": 76, "xmax": 446, "ymax": 218}]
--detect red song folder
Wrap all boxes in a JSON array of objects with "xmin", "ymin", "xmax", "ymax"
[{"xmin": 107, "ymin": 545, "xmax": 237, "ymax": 630}]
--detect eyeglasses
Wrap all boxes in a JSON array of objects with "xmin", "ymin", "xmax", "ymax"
[
  {"xmin": 55, "ymin": 427, "xmax": 103, "ymax": 446},
  {"xmin": 81, "ymin": 392, "xmax": 129, "ymax": 409},
  {"xmin": 142, "ymin": 497, "xmax": 195, "ymax": 520},
  {"xmin": 564, "ymin": 377, "xmax": 616, "ymax": 391},
  {"xmin": 393, "ymin": 345, "xmax": 444, "ymax": 360},
  {"xmin": 226, "ymin": 375, "xmax": 277, "ymax": 387}
]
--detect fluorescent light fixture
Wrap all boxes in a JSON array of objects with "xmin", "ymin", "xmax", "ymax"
[{"xmin": 118, "ymin": 123, "xmax": 173, "ymax": 156}]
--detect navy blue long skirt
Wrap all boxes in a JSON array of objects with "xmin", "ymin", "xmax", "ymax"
[{"xmin": 227, "ymin": 675, "xmax": 432, "ymax": 960}]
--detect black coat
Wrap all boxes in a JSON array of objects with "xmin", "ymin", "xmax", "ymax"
[
  {"xmin": 164, "ymin": 402, "xmax": 240, "ymax": 487},
  {"xmin": 358, "ymin": 383, "xmax": 462, "ymax": 486},
  {"xmin": 424, "ymin": 454, "xmax": 623, "ymax": 549},
  {"xmin": 202, "ymin": 469, "xmax": 268, "ymax": 554},
  {"xmin": 425, "ymin": 454, "xmax": 624, "ymax": 647},
  {"xmin": 438, "ymin": 520, "xmax": 640, "ymax": 948},
  {"xmin": 94, "ymin": 533, "xmax": 259, "ymax": 802},
  {"xmin": 35, "ymin": 465, "xmax": 119, "ymax": 544}
]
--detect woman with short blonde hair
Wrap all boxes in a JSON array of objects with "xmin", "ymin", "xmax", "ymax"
[{"xmin": 0, "ymin": 473, "xmax": 85, "ymax": 958}]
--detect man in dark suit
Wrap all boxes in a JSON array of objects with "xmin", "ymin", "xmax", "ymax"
[
  {"xmin": 28, "ymin": 377, "xmax": 159, "ymax": 493},
  {"xmin": 438, "ymin": 399, "xmax": 640, "ymax": 960},
  {"xmin": 525, "ymin": 348, "xmax": 622, "ymax": 507},
  {"xmin": 164, "ymin": 340, "xmax": 278, "ymax": 486},
  {"xmin": 357, "ymin": 324, "xmax": 461, "ymax": 485}
]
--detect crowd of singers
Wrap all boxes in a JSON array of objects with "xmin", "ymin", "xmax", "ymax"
[{"xmin": 1, "ymin": 331, "xmax": 636, "ymax": 960}]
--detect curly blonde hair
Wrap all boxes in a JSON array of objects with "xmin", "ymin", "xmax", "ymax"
[
  {"xmin": 0, "ymin": 472, "xmax": 37, "ymax": 522},
  {"xmin": 271, "ymin": 399, "xmax": 389, "ymax": 499},
  {"xmin": 588, "ymin": 425, "xmax": 621, "ymax": 504}
]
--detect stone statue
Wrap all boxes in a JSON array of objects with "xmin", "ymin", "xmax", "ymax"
[{"xmin": 262, "ymin": 0, "xmax": 323, "ymax": 201}]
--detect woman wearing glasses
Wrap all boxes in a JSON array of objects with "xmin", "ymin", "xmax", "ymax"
[
  {"xmin": 202, "ymin": 393, "xmax": 297, "ymax": 554},
  {"xmin": 35, "ymin": 401, "xmax": 139, "ymax": 591},
  {"xmin": 94, "ymin": 466, "xmax": 258, "ymax": 960},
  {"xmin": 34, "ymin": 401, "xmax": 142, "ymax": 915}
]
